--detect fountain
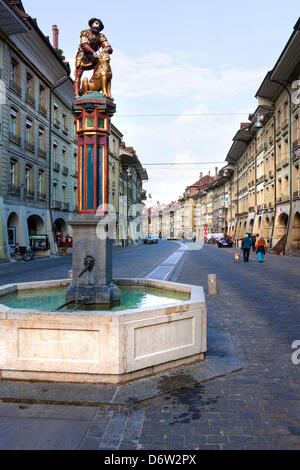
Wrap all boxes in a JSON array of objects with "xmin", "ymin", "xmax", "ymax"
[{"xmin": 0, "ymin": 18, "xmax": 207, "ymax": 384}]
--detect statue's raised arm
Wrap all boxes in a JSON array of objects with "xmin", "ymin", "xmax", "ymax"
[{"xmin": 74, "ymin": 18, "xmax": 113, "ymax": 99}]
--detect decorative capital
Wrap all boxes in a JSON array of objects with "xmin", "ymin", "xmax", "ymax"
[{"xmin": 73, "ymin": 92, "xmax": 116, "ymax": 116}]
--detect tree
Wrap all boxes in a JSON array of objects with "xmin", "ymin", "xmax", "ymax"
[{"xmin": 54, "ymin": 48, "xmax": 65, "ymax": 61}]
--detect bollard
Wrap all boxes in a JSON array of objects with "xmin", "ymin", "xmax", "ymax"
[
  {"xmin": 207, "ymin": 274, "xmax": 218, "ymax": 295},
  {"xmin": 235, "ymin": 251, "xmax": 239, "ymax": 263}
]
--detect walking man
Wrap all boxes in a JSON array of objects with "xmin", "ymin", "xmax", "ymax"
[
  {"xmin": 250, "ymin": 233, "xmax": 257, "ymax": 252},
  {"xmin": 241, "ymin": 233, "xmax": 252, "ymax": 262}
]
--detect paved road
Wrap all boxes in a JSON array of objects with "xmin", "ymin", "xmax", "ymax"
[
  {"xmin": 0, "ymin": 240, "xmax": 180, "ymax": 286},
  {"xmin": 0, "ymin": 243, "xmax": 300, "ymax": 449}
]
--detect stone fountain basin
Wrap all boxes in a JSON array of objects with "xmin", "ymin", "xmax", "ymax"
[{"xmin": 0, "ymin": 278, "xmax": 206, "ymax": 384}]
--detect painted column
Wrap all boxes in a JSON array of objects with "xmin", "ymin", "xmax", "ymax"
[{"xmin": 73, "ymin": 94, "xmax": 116, "ymax": 214}]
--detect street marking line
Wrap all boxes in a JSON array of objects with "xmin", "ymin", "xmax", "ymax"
[{"xmin": 146, "ymin": 241, "xmax": 187, "ymax": 281}]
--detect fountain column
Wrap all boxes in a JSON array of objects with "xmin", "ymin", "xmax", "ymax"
[{"xmin": 66, "ymin": 92, "xmax": 120, "ymax": 305}]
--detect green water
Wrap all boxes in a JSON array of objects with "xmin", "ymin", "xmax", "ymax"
[{"xmin": 0, "ymin": 287, "xmax": 189, "ymax": 312}]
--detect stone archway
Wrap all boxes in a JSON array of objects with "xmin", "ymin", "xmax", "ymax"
[
  {"xmin": 277, "ymin": 212, "xmax": 289, "ymax": 238},
  {"xmin": 53, "ymin": 217, "xmax": 68, "ymax": 235},
  {"xmin": 292, "ymin": 212, "xmax": 300, "ymax": 250},
  {"xmin": 27, "ymin": 214, "xmax": 45, "ymax": 236},
  {"xmin": 249, "ymin": 218, "xmax": 254, "ymax": 233},
  {"xmin": 53, "ymin": 217, "xmax": 68, "ymax": 245},
  {"xmin": 7, "ymin": 212, "xmax": 20, "ymax": 246},
  {"xmin": 258, "ymin": 215, "xmax": 262, "ymax": 233}
]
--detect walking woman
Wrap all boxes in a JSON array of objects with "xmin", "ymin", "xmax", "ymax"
[{"xmin": 256, "ymin": 236, "xmax": 267, "ymax": 263}]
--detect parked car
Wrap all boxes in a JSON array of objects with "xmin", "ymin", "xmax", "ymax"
[
  {"xmin": 205, "ymin": 233, "xmax": 225, "ymax": 244},
  {"xmin": 143, "ymin": 235, "xmax": 158, "ymax": 244},
  {"xmin": 217, "ymin": 238, "xmax": 233, "ymax": 248}
]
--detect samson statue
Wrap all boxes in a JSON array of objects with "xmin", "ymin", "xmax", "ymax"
[{"xmin": 74, "ymin": 18, "xmax": 113, "ymax": 99}]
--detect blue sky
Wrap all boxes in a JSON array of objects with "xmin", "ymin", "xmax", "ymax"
[{"xmin": 23, "ymin": 0, "xmax": 300, "ymax": 203}]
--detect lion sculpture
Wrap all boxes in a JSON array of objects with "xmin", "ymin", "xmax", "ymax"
[{"xmin": 80, "ymin": 49, "xmax": 113, "ymax": 99}]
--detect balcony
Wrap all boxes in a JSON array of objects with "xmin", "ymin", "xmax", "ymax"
[
  {"xmin": 37, "ymin": 192, "xmax": 47, "ymax": 201},
  {"xmin": 62, "ymin": 127, "xmax": 69, "ymax": 136},
  {"xmin": 38, "ymin": 148, "xmax": 47, "ymax": 159},
  {"xmin": 52, "ymin": 200, "xmax": 62, "ymax": 210},
  {"xmin": 269, "ymin": 137, "xmax": 274, "ymax": 145},
  {"xmin": 53, "ymin": 162, "xmax": 60, "ymax": 172},
  {"xmin": 38, "ymin": 104, "xmax": 47, "ymax": 116},
  {"xmin": 269, "ymin": 170, "xmax": 274, "ymax": 179},
  {"xmin": 62, "ymin": 166, "xmax": 69, "ymax": 176},
  {"xmin": 277, "ymin": 196, "xmax": 282, "ymax": 202},
  {"xmin": 282, "ymin": 157, "xmax": 289, "ymax": 167},
  {"xmin": 249, "ymin": 206, "xmax": 255, "ymax": 212},
  {"xmin": 293, "ymin": 139, "xmax": 300, "ymax": 151},
  {"xmin": 9, "ymin": 133, "xmax": 21, "ymax": 146},
  {"xmin": 268, "ymin": 202, "xmax": 274, "ymax": 209},
  {"xmin": 276, "ymin": 162, "xmax": 282, "ymax": 171},
  {"xmin": 71, "ymin": 170, "xmax": 78, "ymax": 178},
  {"xmin": 281, "ymin": 119, "xmax": 289, "ymax": 134},
  {"xmin": 293, "ymin": 190, "xmax": 300, "ymax": 200},
  {"xmin": 9, "ymin": 80, "xmax": 22, "ymax": 96},
  {"xmin": 257, "ymin": 175, "xmax": 264, "ymax": 184},
  {"xmin": 25, "ymin": 142, "xmax": 35, "ymax": 153},
  {"xmin": 53, "ymin": 119, "xmax": 60, "ymax": 129},
  {"xmin": 8, "ymin": 184, "xmax": 21, "ymax": 196},
  {"xmin": 62, "ymin": 202, "xmax": 70, "ymax": 211},
  {"xmin": 24, "ymin": 189, "xmax": 35, "ymax": 199},
  {"xmin": 25, "ymin": 92, "xmax": 35, "ymax": 108}
]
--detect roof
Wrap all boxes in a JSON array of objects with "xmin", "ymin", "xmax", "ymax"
[
  {"xmin": 255, "ymin": 17, "xmax": 300, "ymax": 100},
  {"xmin": 0, "ymin": 0, "xmax": 30, "ymax": 35},
  {"xmin": 187, "ymin": 174, "xmax": 214, "ymax": 190}
]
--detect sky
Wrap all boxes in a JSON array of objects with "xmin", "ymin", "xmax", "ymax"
[{"xmin": 23, "ymin": 0, "xmax": 300, "ymax": 204}]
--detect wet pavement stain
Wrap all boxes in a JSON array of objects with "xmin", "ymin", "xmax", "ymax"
[{"xmin": 157, "ymin": 373, "xmax": 195, "ymax": 394}]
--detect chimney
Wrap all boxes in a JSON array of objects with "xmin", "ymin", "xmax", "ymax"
[
  {"xmin": 200, "ymin": 172, "xmax": 203, "ymax": 179},
  {"xmin": 52, "ymin": 25, "xmax": 59, "ymax": 49},
  {"xmin": 208, "ymin": 171, "xmax": 211, "ymax": 176},
  {"xmin": 215, "ymin": 167, "xmax": 218, "ymax": 177}
]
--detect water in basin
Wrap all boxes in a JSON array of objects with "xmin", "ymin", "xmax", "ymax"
[{"xmin": 0, "ymin": 286, "xmax": 189, "ymax": 312}]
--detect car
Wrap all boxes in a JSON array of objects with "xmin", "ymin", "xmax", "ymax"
[
  {"xmin": 217, "ymin": 238, "xmax": 233, "ymax": 248},
  {"xmin": 143, "ymin": 236, "xmax": 158, "ymax": 244}
]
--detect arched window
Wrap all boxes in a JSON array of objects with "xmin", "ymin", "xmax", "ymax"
[
  {"xmin": 25, "ymin": 118, "xmax": 34, "ymax": 152},
  {"xmin": 9, "ymin": 108, "xmax": 20, "ymax": 145},
  {"xmin": 10, "ymin": 58, "xmax": 21, "ymax": 95},
  {"xmin": 25, "ymin": 73, "xmax": 35, "ymax": 107},
  {"xmin": 24, "ymin": 164, "xmax": 34, "ymax": 198}
]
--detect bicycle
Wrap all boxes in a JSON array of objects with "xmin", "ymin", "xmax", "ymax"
[{"xmin": 10, "ymin": 245, "xmax": 34, "ymax": 261}]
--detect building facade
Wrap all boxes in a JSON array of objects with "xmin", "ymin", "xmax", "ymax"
[
  {"xmin": 0, "ymin": 0, "xmax": 148, "ymax": 260},
  {"xmin": 145, "ymin": 18, "xmax": 300, "ymax": 255}
]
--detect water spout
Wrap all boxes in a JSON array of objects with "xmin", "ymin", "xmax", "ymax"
[{"xmin": 78, "ymin": 255, "xmax": 95, "ymax": 284}]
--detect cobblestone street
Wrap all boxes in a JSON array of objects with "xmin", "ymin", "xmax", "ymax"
[{"xmin": 0, "ymin": 243, "xmax": 300, "ymax": 450}]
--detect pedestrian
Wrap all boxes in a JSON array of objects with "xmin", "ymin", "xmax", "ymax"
[
  {"xmin": 193, "ymin": 235, "xmax": 196, "ymax": 243},
  {"xmin": 256, "ymin": 236, "xmax": 267, "ymax": 263},
  {"xmin": 250, "ymin": 233, "xmax": 257, "ymax": 252},
  {"xmin": 241, "ymin": 233, "xmax": 252, "ymax": 262}
]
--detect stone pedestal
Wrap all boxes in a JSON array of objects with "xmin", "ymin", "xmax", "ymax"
[
  {"xmin": 66, "ymin": 93, "xmax": 119, "ymax": 306},
  {"xmin": 66, "ymin": 215, "xmax": 120, "ymax": 305}
]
